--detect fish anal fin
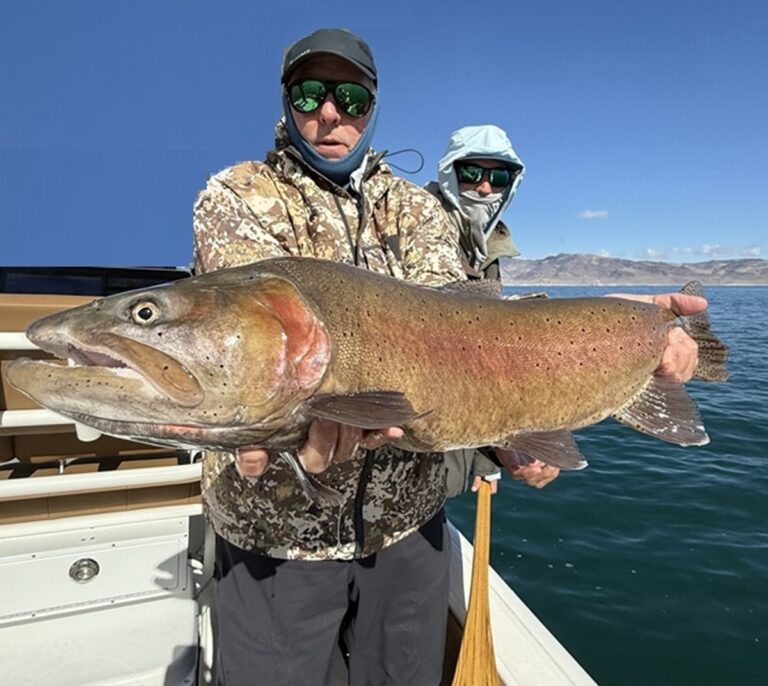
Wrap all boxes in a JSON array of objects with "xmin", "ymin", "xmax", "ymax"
[
  {"xmin": 306, "ymin": 391, "xmax": 423, "ymax": 429},
  {"xmin": 612, "ymin": 377, "xmax": 709, "ymax": 446},
  {"xmin": 497, "ymin": 430, "xmax": 588, "ymax": 471}
]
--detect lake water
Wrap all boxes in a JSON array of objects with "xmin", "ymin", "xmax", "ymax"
[{"xmin": 446, "ymin": 286, "xmax": 768, "ymax": 686}]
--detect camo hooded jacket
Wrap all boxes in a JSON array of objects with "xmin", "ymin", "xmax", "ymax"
[{"xmin": 193, "ymin": 125, "xmax": 465, "ymax": 560}]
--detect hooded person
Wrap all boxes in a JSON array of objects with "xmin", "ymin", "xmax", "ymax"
[
  {"xmin": 429, "ymin": 125, "xmax": 703, "ymax": 498},
  {"xmin": 426, "ymin": 125, "xmax": 556, "ymax": 497},
  {"xmin": 193, "ymin": 28, "xmax": 466, "ymax": 686},
  {"xmin": 426, "ymin": 124, "xmax": 525, "ymax": 280}
]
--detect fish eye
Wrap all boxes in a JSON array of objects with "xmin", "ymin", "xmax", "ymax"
[{"xmin": 130, "ymin": 301, "xmax": 160, "ymax": 325}]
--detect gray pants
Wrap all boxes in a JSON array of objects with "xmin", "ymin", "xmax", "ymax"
[{"xmin": 214, "ymin": 510, "xmax": 449, "ymax": 686}]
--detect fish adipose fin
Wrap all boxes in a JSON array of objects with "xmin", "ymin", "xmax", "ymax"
[
  {"xmin": 679, "ymin": 281, "xmax": 730, "ymax": 382},
  {"xmin": 497, "ymin": 429, "xmax": 588, "ymax": 470},
  {"xmin": 612, "ymin": 376, "xmax": 709, "ymax": 446},
  {"xmin": 306, "ymin": 391, "xmax": 423, "ymax": 429}
]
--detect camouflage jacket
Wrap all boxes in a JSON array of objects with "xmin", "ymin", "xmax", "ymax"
[{"xmin": 193, "ymin": 129, "xmax": 465, "ymax": 560}]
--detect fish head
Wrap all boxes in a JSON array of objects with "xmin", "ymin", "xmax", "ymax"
[{"xmin": 6, "ymin": 272, "xmax": 331, "ymax": 450}]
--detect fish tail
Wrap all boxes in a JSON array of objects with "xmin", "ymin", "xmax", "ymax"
[{"xmin": 678, "ymin": 281, "xmax": 730, "ymax": 382}]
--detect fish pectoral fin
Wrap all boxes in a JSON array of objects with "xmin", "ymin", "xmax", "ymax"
[
  {"xmin": 277, "ymin": 451, "xmax": 344, "ymax": 508},
  {"xmin": 306, "ymin": 391, "xmax": 423, "ymax": 429},
  {"xmin": 612, "ymin": 376, "xmax": 709, "ymax": 446},
  {"xmin": 497, "ymin": 430, "xmax": 588, "ymax": 470}
]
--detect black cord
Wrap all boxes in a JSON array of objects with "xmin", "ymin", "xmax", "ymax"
[{"xmin": 382, "ymin": 148, "xmax": 425, "ymax": 175}]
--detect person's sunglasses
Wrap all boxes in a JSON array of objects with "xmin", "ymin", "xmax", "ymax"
[
  {"xmin": 455, "ymin": 163, "xmax": 519, "ymax": 188},
  {"xmin": 287, "ymin": 79, "xmax": 374, "ymax": 118}
]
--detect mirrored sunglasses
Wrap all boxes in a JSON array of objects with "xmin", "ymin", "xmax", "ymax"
[
  {"xmin": 287, "ymin": 79, "xmax": 374, "ymax": 118},
  {"xmin": 455, "ymin": 163, "xmax": 518, "ymax": 188}
]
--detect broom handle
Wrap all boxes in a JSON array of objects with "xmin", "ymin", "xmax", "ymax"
[{"xmin": 451, "ymin": 480, "xmax": 500, "ymax": 686}]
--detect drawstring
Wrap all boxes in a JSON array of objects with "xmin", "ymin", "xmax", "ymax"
[
  {"xmin": 333, "ymin": 194, "xmax": 361, "ymax": 266},
  {"xmin": 353, "ymin": 450, "xmax": 376, "ymax": 554},
  {"xmin": 382, "ymin": 148, "xmax": 425, "ymax": 175}
]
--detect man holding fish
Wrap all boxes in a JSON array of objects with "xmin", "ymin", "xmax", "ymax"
[
  {"xmin": 190, "ymin": 28, "xmax": 711, "ymax": 686},
  {"xmin": 192, "ymin": 28, "xmax": 466, "ymax": 686}
]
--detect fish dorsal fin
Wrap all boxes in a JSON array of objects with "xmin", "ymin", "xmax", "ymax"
[
  {"xmin": 437, "ymin": 279, "xmax": 503, "ymax": 298},
  {"xmin": 612, "ymin": 376, "xmax": 709, "ymax": 446},
  {"xmin": 306, "ymin": 391, "xmax": 423, "ymax": 429},
  {"xmin": 497, "ymin": 429, "xmax": 588, "ymax": 470}
]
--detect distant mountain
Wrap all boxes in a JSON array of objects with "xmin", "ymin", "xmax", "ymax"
[{"xmin": 501, "ymin": 254, "xmax": 768, "ymax": 286}]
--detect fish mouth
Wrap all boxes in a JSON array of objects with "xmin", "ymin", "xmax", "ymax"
[
  {"xmin": 66, "ymin": 344, "xmax": 129, "ymax": 369},
  {"xmin": 13, "ymin": 326, "xmax": 205, "ymax": 408}
]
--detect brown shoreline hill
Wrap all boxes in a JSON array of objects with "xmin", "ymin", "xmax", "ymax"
[{"xmin": 501, "ymin": 253, "xmax": 768, "ymax": 286}]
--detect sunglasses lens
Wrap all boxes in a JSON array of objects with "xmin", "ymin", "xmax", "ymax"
[
  {"xmin": 457, "ymin": 164, "xmax": 484, "ymax": 184},
  {"xmin": 334, "ymin": 82, "xmax": 372, "ymax": 117},
  {"xmin": 457, "ymin": 163, "xmax": 514, "ymax": 188},
  {"xmin": 289, "ymin": 80, "xmax": 327, "ymax": 113},
  {"xmin": 488, "ymin": 168, "xmax": 512, "ymax": 187}
]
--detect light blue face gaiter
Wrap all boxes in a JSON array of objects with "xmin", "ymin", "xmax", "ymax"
[{"xmin": 282, "ymin": 91, "xmax": 379, "ymax": 186}]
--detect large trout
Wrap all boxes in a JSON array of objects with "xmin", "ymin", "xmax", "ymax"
[{"xmin": 7, "ymin": 256, "xmax": 728, "ymax": 473}]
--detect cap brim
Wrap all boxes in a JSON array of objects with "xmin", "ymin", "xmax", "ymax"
[{"xmin": 282, "ymin": 50, "xmax": 377, "ymax": 83}]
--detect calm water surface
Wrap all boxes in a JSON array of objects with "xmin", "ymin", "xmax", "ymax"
[{"xmin": 446, "ymin": 286, "xmax": 768, "ymax": 686}]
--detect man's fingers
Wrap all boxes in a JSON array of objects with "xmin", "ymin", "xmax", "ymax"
[
  {"xmin": 656, "ymin": 326, "xmax": 699, "ymax": 382},
  {"xmin": 334, "ymin": 424, "xmax": 364, "ymax": 463},
  {"xmin": 532, "ymin": 466, "xmax": 560, "ymax": 489},
  {"xmin": 470, "ymin": 475, "xmax": 499, "ymax": 494},
  {"xmin": 234, "ymin": 447, "xmax": 270, "ymax": 479},
  {"xmin": 653, "ymin": 293, "xmax": 707, "ymax": 317},
  {"xmin": 359, "ymin": 426, "xmax": 404, "ymax": 450},
  {"xmin": 608, "ymin": 292, "xmax": 708, "ymax": 317},
  {"xmin": 299, "ymin": 420, "xmax": 341, "ymax": 474},
  {"xmin": 298, "ymin": 422, "xmax": 404, "ymax": 474},
  {"xmin": 507, "ymin": 461, "xmax": 560, "ymax": 489}
]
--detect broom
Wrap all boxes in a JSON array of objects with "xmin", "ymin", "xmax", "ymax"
[{"xmin": 451, "ymin": 479, "xmax": 500, "ymax": 686}]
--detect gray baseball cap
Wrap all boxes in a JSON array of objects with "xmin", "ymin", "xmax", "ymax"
[{"xmin": 281, "ymin": 28, "xmax": 377, "ymax": 84}]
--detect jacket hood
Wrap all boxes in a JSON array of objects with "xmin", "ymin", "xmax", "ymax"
[{"xmin": 437, "ymin": 124, "xmax": 525, "ymax": 219}]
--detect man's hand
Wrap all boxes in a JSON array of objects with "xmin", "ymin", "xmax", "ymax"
[
  {"xmin": 234, "ymin": 447, "xmax": 270, "ymax": 479},
  {"xmin": 494, "ymin": 448, "xmax": 560, "ymax": 489},
  {"xmin": 235, "ymin": 422, "xmax": 404, "ymax": 479},
  {"xmin": 298, "ymin": 420, "xmax": 404, "ymax": 474},
  {"xmin": 607, "ymin": 292, "xmax": 707, "ymax": 383},
  {"xmin": 470, "ymin": 474, "xmax": 499, "ymax": 494}
]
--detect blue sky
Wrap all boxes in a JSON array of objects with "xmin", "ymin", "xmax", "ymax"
[{"xmin": 1, "ymin": 0, "xmax": 766, "ymax": 266}]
